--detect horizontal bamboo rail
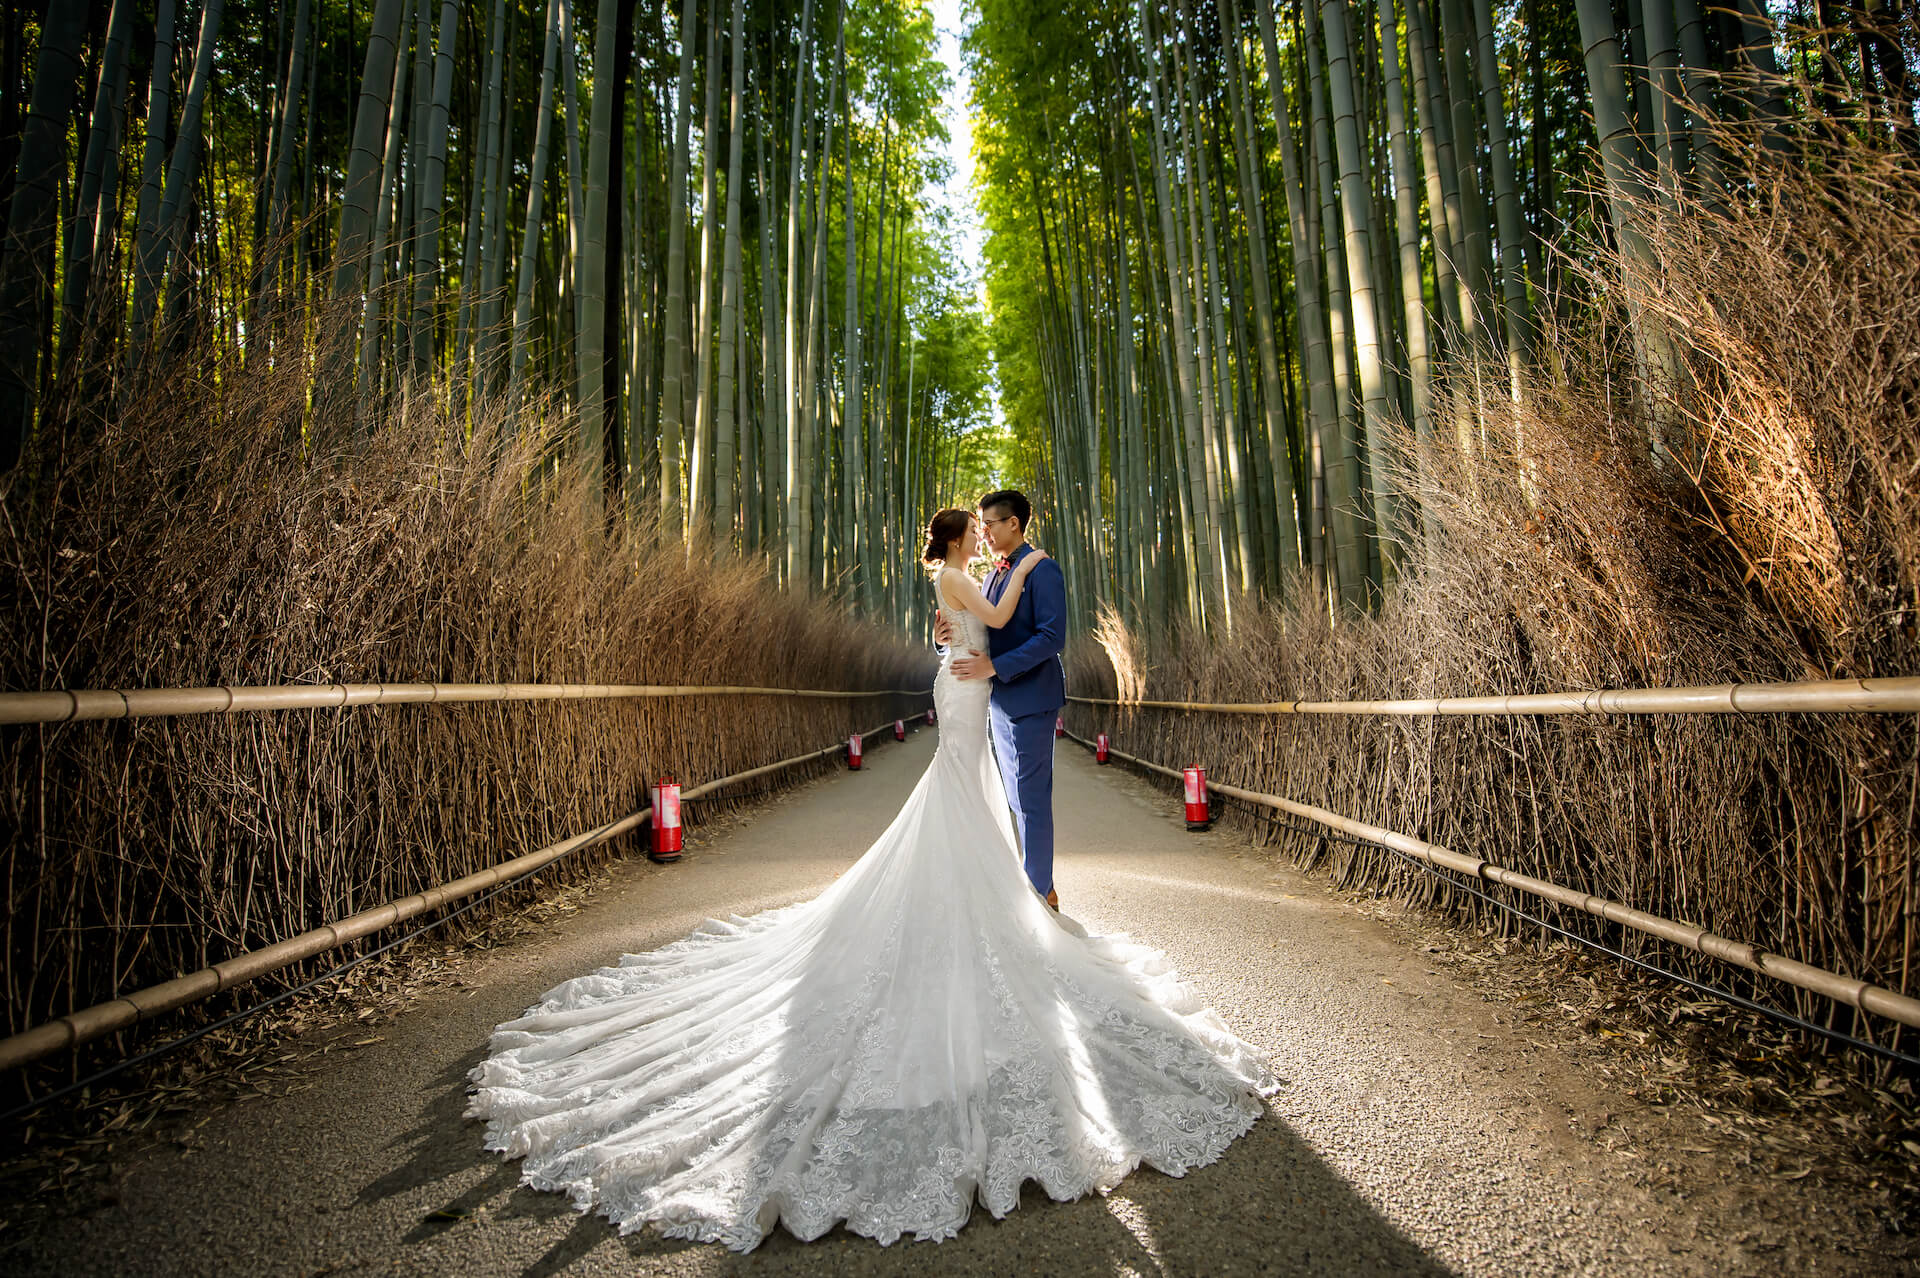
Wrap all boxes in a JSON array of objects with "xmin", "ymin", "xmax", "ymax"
[
  {"xmin": 0, "ymin": 680, "xmax": 932, "ymax": 726},
  {"xmin": 1064, "ymin": 730, "xmax": 1920, "ymax": 1033},
  {"xmin": 0, "ymin": 720, "xmax": 910, "ymax": 1073},
  {"xmin": 1067, "ymin": 674, "xmax": 1920, "ymax": 717}
]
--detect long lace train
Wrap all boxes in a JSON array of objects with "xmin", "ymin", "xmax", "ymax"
[{"xmin": 465, "ymin": 582, "xmax": 1278, "ymax": 1250}]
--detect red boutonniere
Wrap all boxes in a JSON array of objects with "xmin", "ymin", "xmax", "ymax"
[{"xmin": 994, "ymin": 557, "xmax": 1012, "ymax": 572}]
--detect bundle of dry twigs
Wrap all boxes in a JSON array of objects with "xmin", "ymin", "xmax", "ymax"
[{"xmin": 0, "ymin": 339, "xmax": 931, "ymax": 1102}]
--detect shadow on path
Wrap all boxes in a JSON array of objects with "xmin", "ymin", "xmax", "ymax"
[{"xmin": 364, "ymin": 1070, "xmax": 1448, "ymax": 1275}]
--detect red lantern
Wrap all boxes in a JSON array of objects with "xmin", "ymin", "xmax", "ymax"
[
  {"xmin": 1183, "ymin": 766, "xmax": 1211, "ymax": 830},
  {"xmin": 894, "ymin": 719, "xmax": 906, "ymax": 741},
  {"xmin": 649, "ymin": 776, "xmax": 683, "ymax": 862},
  {"xmin": 847, "ymin": 733, "xmax": 863, "ymax": 770},
  {"xmin": 1096, "ymin": 732, "xmax": 1111, "ymax": 764},
  {"xmin": 1055, "ymin": 715, "xmax": 1066, "ymax": 739}
]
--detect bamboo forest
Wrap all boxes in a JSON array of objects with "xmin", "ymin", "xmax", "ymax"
[
  {"xmin": 4, "ymin": 1, "xmax": 1915, "ymax": 634},
  {"xmin": 3, "ymin": 0, "xmax": 1920, "ymax": 1267}
]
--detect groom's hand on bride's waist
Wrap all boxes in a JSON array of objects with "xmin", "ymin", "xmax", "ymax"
[
  {"xmin": 932, "ymin": 608, "xmax": 953, "ymax": 646},
  {"xmin": 951, "ymin": 650, "xmax": 996, "ymax": 681}
]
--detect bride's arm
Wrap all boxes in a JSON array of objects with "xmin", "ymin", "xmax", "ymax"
[{"xmin": 942, "ymin": 556, "xmax": 1045, "ymax": 630}]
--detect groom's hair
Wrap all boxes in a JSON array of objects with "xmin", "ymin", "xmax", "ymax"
[{"xmin": 979, "ymin": 489, "xmax": 1031, "ymax": 534}]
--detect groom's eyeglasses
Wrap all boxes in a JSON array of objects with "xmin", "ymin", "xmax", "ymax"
[{"xmin": 981, "ymin": 516, "xmax": 1013, "ymax": 528}]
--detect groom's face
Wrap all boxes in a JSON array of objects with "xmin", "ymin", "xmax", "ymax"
[{"xmin": 979, "ymin": 505, "xmax": 1022, "ymax": 557}]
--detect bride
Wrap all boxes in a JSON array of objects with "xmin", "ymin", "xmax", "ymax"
[{"xmin": 465, "ymin": 509, "xmax": 1278, "ymax": 1251}]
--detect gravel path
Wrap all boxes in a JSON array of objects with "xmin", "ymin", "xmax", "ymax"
[{"xmin": 2, "ymin": 730, "xmax": 1895, "ymax": 1276}]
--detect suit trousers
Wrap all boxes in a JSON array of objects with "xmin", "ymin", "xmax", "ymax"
[{"xmin": 989, "ymin": 701, "xmax": 1056, "ymax": 897}]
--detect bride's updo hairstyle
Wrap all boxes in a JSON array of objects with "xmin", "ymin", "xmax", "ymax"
[{"xmin": 922, "ymin": 508, "xmax": 972, "ymax": 568}]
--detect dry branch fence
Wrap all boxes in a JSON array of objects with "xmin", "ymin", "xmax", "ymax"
[
  {"xmin": 1065, "ymin": 599, "xmax": 1920, "ymax": 1063},
  {"xmin": 1061, "ymin": 685, "xmax": 1920, "ymax": 1042},
  {"xmin": 1054, "ymin": 134, "xmax": 1920, "ymax": 1067},
  {"xmin": 0, "ymin": 694, "xmax": 926, "ymax": 1073},
  {"xmin": 0, "ymin": 372, "xmax": 939, "ymax": 1101}
]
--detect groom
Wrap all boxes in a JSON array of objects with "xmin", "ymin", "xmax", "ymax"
[{"xmin": 937, "ymin": 490, "xmax": 1068, "ymax": 910}]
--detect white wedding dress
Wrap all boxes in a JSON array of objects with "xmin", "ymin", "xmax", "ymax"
[{"xmin": 465, "ymin": 570, "xmax": 1278, "ymax": 1251}]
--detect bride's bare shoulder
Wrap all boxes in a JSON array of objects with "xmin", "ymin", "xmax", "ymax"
[{"xmin": 936, "ymin": 566, "xmax": 976, "ymax": 612}]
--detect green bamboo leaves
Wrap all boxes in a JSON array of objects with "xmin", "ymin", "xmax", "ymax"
[{"xmin": 969, "ymin": 0, "xmax": 1818, "ymax": 627}]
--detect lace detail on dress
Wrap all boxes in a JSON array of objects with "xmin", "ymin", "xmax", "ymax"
[{"xmin": 464, "ymin": 567, "xmax": 1278, "ymax": 1252}]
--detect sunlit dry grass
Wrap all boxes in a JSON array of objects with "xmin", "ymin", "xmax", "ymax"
[
  {"xmin": 0, "ymin": 327, "xmax": 931, "ymax": 1100},
  {"xmin": 1068, "ymin": 123, "xmax": 1920, "ymax": 1069}
]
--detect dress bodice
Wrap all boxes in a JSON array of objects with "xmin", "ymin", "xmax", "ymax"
[{"xmin": 937, "ymin": 571, "xmax": 992, "ymax": 666}]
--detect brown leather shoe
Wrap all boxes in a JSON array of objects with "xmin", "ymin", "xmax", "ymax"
[{"xmin": 1045, "ymin": 889, "xmax": 1059, "ymax": 912}]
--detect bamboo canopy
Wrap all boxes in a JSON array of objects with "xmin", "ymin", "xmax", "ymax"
[
  {"xmin": 1065, "ymin": 732, "xmax": 1920, "ymax": 1034},
  {"xmin": 0, "ymin": 720, "xmax": 910, "ymax": 1074},
  {"xmin": 0, "ymin": 681, "xmax": 933, "ymax": 727},
  {"xmin": 1067, "ymin": 675, "xmax": 1920, "ymax": 717}
]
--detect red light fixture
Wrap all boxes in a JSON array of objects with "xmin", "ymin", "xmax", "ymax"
[
  {"xmin": 649, "ymin": 777, "xmax": 683, "ymax": 862},
  {"xmin": 1183, "ymin": 767, "xmax": 1210, "ymax": 831}
]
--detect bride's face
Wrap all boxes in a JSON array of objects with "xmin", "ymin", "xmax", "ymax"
[{"xmin": 957, "ymin": 518, "xmax": 981, "ymax": 563}]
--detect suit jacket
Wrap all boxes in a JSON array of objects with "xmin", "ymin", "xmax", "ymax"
[{"xmin": 982, "ymin": 544, "xmax": 1067, "ymax": 719}]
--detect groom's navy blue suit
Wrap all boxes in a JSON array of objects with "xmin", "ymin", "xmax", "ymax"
[{"xmin": 982, "ymin": 544, "xmax": 1067, "ymax": 897}]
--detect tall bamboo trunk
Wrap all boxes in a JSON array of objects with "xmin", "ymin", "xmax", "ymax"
[
  {"xmin": 126, "ymin": 0, "xmax": 177, "ymax": 368},
  {"xmin": 410, "ymin": 0, "xmax": 457, "ymax": 379},
  {"xmin": 1672, "ymin": 0, "xmax": 1725, "ymax": 205},
  {"xmin": 714, "ymin": 0, "xmax": 745, "ymax": 548},
  {"xmin": 1320, "ymin": 0, "xmax": 1399, "ymax": 586},
  {"xmin": 1437, "ymin": 0, "xmax": 1495, "ymax": 338},
  {"xmin": 838, "ymin": 9, "xmax": 864, "ymax": 603},
  {"xmin": 357, "ymin": 1, "xmax": 416, "ymax": 421},
  {"xmin": 575, "ymin": 0, "xmax": 623, "ymax": 496},
  {"xmin": 1305, "ymin": 9, "xmax": 1372, "ymax": 604},
  {"xmin": 1470, "ymin": 0, "xmax": 1532, "ymax": 392},
  {"xmin": 508, "ymin": 0, "xmax": 563, "ymax": 398},
  {"xmin": 657, "ymin": 0, "xmax": 700, "ymax": 539},
  {"xmin": 1255, "ymin": 0, "xmax": 1345, "ymax": 607},
  {"xmin": 453, "ymin": 0, "xmax": 506, "ymax": 403},
  {"xmin": 799, "ymin": 58, "xmax": 838, "ymax": 592},
  {"xmin": 0, "ymin": 0, "xmax": 88, "ymax": 466},
  {"xmin": 1639, "ymin": 0, "xmax": 1686, "ymax": 200},
  {"xmin": 130, "ymin": 0, "xmax": 226, "ymax": 359},
  {"xmin": 55, "ymin": 0, "xmax": 134, "ymax": 396},
  {"xmin": 1138, "ymin": 0, "xmax": 1222, "ymax": 622},
  {"xmin": 1404, "ymin": 0, "xmax": 1461, "ymax": 340},
  {"xmin": 330, "ymin": 0, "xmax": 406, "ymax": 305},
  {"xmin": 475, "ymin": 7, "xmax": 519, "ymax": 397},
  {"xmin": 1221, "ymin": 0, "xmax": 1302, "ymax": 581},
  {"xmin": 756, "ymin": 112, "xmax": 783, "ymax": 558},
  {"xmin": 1380, "ymin": 0, "xmax": 1434, "ymax": 466},
  {"xmin": 1574, "ymin": 0, "xmax": 1672, "ymax": 463},
  {"xmin": 689, "ymin": 7, "xmax": 723, "ymax": 534},
  {"xmin": 1167, "ymin": 42, "xmax": 1234, "ymax": 608},
  {"xmin": 263, "ymin": 0, "xmax": 311, "ymax": 303},
  {"xmin": 781, "ymin": 0, "xmax": 817, "ymax": 586},
  {"xmin": 557, "ymin": 0, "xmax": 586, "ymax": 350}
]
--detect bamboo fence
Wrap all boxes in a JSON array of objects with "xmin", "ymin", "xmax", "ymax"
[
  {"xmin": 0, "ymin": 681, "xmax": 930, "ymax": 726},
  {"xmin": 0, "ymin": 718, "xmax": 915, "ymax": 1073},
  {"xmin": 1064, "ymin": 729, "xmax": 1920, "ymax": 1034},
  {"xmin": 1067, "ymin": 674, "xmax": 1920, "ymax": 717}
]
